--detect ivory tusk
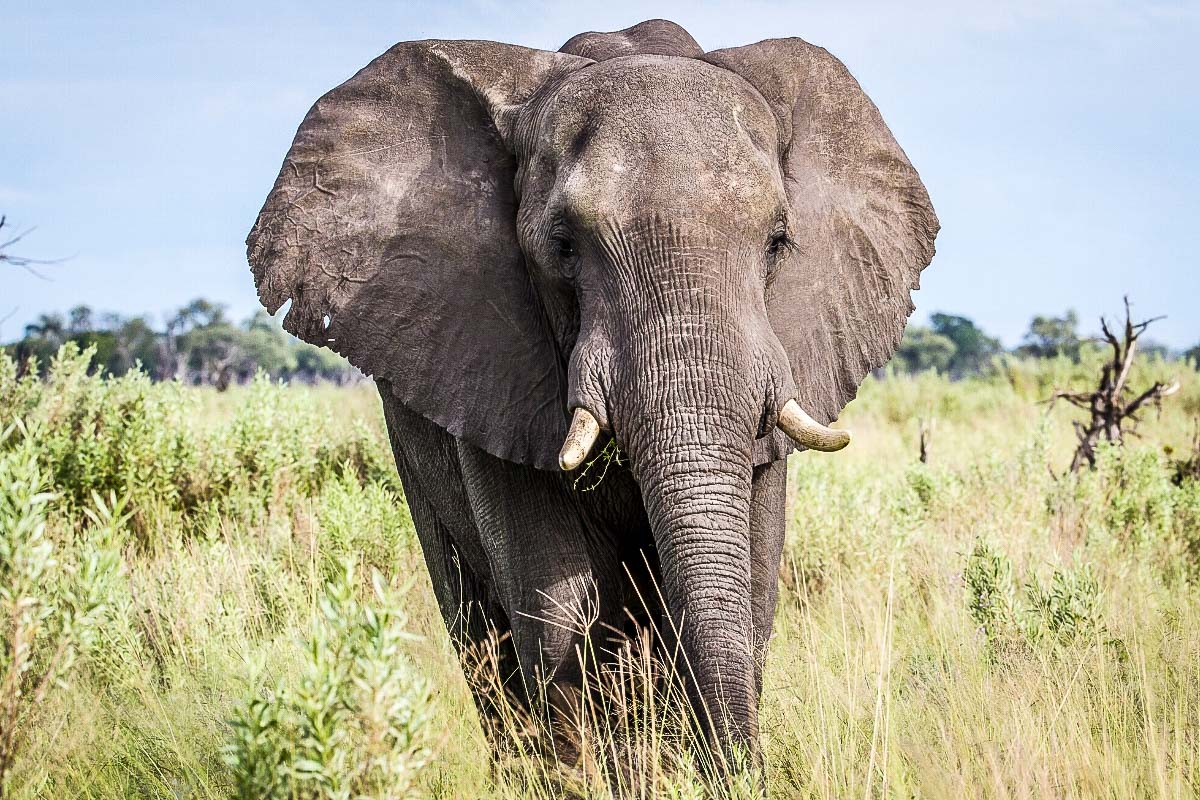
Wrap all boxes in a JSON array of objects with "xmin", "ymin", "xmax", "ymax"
[
  {"xmin": 777, "ymin": 399, "xmax": 851, "ymax": 452},
  {"xmin": 559, "ymin": 408, "xmax": 601, "ymax": 471}
]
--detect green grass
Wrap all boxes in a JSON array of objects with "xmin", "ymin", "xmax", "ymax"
[{"xmin": 2, "ymin": 344, "xmax": 1199, "ymax": 798}]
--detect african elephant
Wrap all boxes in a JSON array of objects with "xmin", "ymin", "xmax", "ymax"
[{"xmin": 247, "ymin": 18, "xmax": 937, "ymax": 767}]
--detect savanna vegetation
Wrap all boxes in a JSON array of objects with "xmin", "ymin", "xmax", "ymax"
[{"xmin": 1, "ymin": 340, "xmax": 1199, "ymax": 799}]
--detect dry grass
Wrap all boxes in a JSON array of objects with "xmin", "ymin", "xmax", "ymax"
[{"xmin": 2, "ymin": 345, "xmax": 1199, "ymax": 798}]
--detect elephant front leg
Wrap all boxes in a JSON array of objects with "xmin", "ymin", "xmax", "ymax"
[
  {"xmin": 455, "ymin": 440, "xmax": 625, "ymax": 764},
  {"xmin": 379, "ymin": 388, "xmax": 526, "ymax": 744}
]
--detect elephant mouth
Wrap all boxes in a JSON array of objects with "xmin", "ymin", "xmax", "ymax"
[{"xmin": 557, "ymin": 399, "xmax": 849, "ymax": 471}]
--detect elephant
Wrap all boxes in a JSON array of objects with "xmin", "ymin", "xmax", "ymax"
[{"xmin": 247, "ymin": 18, "xmax": 937, "ymax": 769}]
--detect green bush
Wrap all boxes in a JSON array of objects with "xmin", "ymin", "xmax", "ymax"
[
  {"xmin": 0, "ymin": 342, "xmax": 1196, "ymax": 798},
  {"xmin": 1095, "ymin": 444, "xmax": 1176, "ymax": 547},
  {"xmin": 0, "ymin": 421, "xmax": 123, "ymax": 793},
  {"xmin": 0, "ymin": 345, "xmax": 392, "ymax": 547},
  {"xmin": 224, "ymin": 561, "xmax": 433, "ymax": 799},
  {"xmin": 316, "ymin": 469, "xmax": 416, "ymax": 580},
  {"xmin": 5, "ymin": 345, "xmax": 202, "ymax": 527},
  {"xmin": 964, "ymin": 539, "xmax": 1106, "ymax": 657},
  {"xmin": 1023, "ymin": 562, "xmax": 1105, "ymax": 646},
  {"xmin": 963, "ymin": 538, "xmax": 1020, "ymax": 650}
]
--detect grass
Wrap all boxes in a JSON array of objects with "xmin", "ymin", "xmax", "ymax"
[{"xmin": 1, "ymin": 343, "xmax": 1199, "ymax": 798}]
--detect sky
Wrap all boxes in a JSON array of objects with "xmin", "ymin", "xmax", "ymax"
[{"xmin": 1, "ymin": 0, "xmax": 1197, "ymax": 348}]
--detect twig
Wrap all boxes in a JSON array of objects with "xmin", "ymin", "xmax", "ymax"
[{"xmin": 0, "ymin": 216, "xmax": 66, "ymax": 280}]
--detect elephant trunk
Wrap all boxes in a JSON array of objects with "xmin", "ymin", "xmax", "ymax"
[
  {"xmin": 635, "ymin": 430, "xmax": 758, "ymax": 757},
  {"xmin": 610, "ymin": 322, "xmax": 766, "ymax": 762}
]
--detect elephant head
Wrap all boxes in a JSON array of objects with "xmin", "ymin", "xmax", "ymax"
[{"xmin": 248, "ymin": 19, "xmax": 937, "ymax": 755}]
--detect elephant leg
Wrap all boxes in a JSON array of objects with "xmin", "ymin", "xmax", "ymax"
[
  {"xmin": 748, "ymin": 459, "xmax": 789, "ymax": 699},
  {"xmin": 400, "ymin": 482, "xmax": 527, "ymax": 720},
  {"xmin": 454, "ymin": 440, "xmax": 627, "ymax": 760},
  {"xmin": 377, "ymin": 384, "xmax": 525, "ymax": 739}
]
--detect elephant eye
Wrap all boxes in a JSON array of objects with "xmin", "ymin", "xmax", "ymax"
[
  {"xmin": 766, "ymin": 231, "xmax": 794, "ymax": 277},
  {"xmin": 767, "ymin": 232, "xmax": 789, "ymax": 258},
  {"xmin": 553, "ymin": 233, "xmax": 578, "ymax": 264}
]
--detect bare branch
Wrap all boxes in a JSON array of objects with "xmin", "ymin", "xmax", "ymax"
[
  {"xmin": 0, "ymin": 216, "xmax": 65, "ymax": 280},
  {"xmin": 1046, "ymin": 299, "xmax": 1177, "ymax": 473}
]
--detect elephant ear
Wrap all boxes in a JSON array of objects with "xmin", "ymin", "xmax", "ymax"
[
  {"xmin": 704, "ymin": 39, "xmax": 939, "ymax": 430},
  {"xmin": 248, "ymin": 41, "xmax": 592, "ymax": 469}
]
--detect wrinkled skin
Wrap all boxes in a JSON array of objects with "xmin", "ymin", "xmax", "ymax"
[{"xmin": 247, "ymin": 19, "xmax": 937, "ymax": 768}]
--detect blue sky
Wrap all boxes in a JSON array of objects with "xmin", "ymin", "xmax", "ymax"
[{"xmin": 2, "ymin": 1, "xmax": 1197, "ymax": 347}]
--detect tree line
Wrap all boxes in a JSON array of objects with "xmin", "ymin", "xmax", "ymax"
[
  {"xmin": 4, "ymin": 300, "xmax": 1198, "ymax": 389},
  {"xmin": 0, "ymin": 219, "xmax": 362, "ymax": 388},
  {"xmin": 895, "ymin": 310, "xmax": 1198, "ymax": 378},
  {"xmin": 6, "ymin": 299, "xmax": 359, "ymax": 388}
]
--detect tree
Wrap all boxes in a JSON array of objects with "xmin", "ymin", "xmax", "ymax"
[
  {"xmin": 160, "ymin": 298, "xmax": 230, "ymax": 381},
  {"xmin": 105, "ymin": 315, "xmax": 160, "ymax": 375},
  {"xmin": 13, "ymin": 314, "xmax": 67, "ymax": 369},
  {"xmin": 1, "ymin": 215, "xmax": 60, "ymax": 281},
  {"xmin": 294, "ymin": 343, "xmax": 356, "ymax": 384},
  {"xmin": 895, "ymin": 325, "xmax": 956, "ymax": 374},
  {"xmin": 22, "ymin": 313, "xmax": 66, "ymax": 344},
  {"xmin": 67, "ymin": 305, "xmax": 94, "ymax": 335},
  {"xmin": 181, "ymin": 322, "xmax": 242, "ymax": 389},
  {"xmin": 930, "ymin": 313, "xmax": 1002, "ymax": 377},
  {"xmin": 1185, "ymin": 343, "xmax": 1200, "ymax": 368},
  {"xmin": 170, "ymin": 298, "xmax": 227, "ymax": 330},
  {"xmin": 1019, "ymin": 310, "xmax": 1082, "ymax": 361},
  {"xmin": 239, "ymin": 311, "xmax": 300, "ymax": 378},
  {"xmin": 1048, "ymin": 299, "xmax": 1179, "ymax": 472},
  {"xmin": 0, "ymin": 216, "xmax": 36, "ymax": 272}
]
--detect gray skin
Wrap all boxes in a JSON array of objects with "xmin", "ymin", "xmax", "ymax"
[{"xmin": 247, "ymin": 19, "xmax": 938, "ymax": 764}]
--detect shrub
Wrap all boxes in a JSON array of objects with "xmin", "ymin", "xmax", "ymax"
[
  {"xmin": 0, "ymin": 345, "xmax": 390, "ymax": 547},
  {"xmin": 7, "ymin": 345, "xmax": 201, "ymax": 530},
  {"xmin": 0, "ymin": 340, "xmax": 1197, "ymax": 798},
  {"xmin": 316, "ymin": 469, "xmax": 416, "ymax": 580},
  {"xmin": 0, "ymin": 421, "xmax": 123, "ymax": 793},
  {"xmin": 1023, "ymin": 562, "xmax": 1105, "ymax": 645},
  {"xmin": 1095, "ymin": 444, "xmax": 1175, "ymax": 548},
  {"xmin": 963, "ymin": 538, "xmax": 1020, "ymax": 652},
  {"xmin": 964, "ymin": 539, "xmax": 1106, "ymax": 658},
  {"xmin": 224, "ymin": 561, "xmax": 433, "ymax": 799}
]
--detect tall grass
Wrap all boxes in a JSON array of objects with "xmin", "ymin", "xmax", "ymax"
[{"xmin": 1, "ymin": 344, "xmax": 1198, "ymax": 798}]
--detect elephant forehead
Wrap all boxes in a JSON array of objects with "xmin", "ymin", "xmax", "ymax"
[
  {"xmin": 548, "ymin": 56, "xmax": 779, "ymax": 150},
  {"xmin": 560, "ymin": 132, "xmax": 785, "ymax": 233},
  {"xmin": 561, "ymin": 147, "xmax": 781, "ymax": 230},
  {"xmin": 546, "ymin": 58, "xmax": 785, "ymax": 227}
]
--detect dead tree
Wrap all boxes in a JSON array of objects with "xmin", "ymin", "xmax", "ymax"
[{"xmin": 1048, "ymin": 297, "xmax": 1179, "ymax": 472}]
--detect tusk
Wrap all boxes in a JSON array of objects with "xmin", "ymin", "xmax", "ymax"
[
  {"xmin": 559, "ymin": 408, "xmax": 601, "ymax": 471},
  {"xmin": 777, "ymin": 399, "xmax": 851, "ymax": 452}
]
